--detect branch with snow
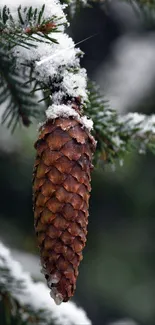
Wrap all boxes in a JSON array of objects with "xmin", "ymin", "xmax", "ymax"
[
  {"xmin": 0, "ymin": 241, "xmax": 91, "ymax": 325},
  {"xmin": 118, "ymin": 112, "xmax": 155, "ymax": 137},
  {"xmin": 7, "ymin": 0, "xmax": 88, "ymax": 104},
  {"xmin": 85, "ymin": 83, "xmax": 155, "ymax": 164},
  {"xmin": 116, "ymin": 112, "xmax": 155, "ymax": 156},
  {"xmin": 0, "ymin": 0, "xmax": 93, "ymax": 131}
]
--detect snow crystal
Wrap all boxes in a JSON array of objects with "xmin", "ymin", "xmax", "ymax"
[
  {"xmin": 62, "ymin": 69, "xmax": 88, "ymax": 102},
  {"xmin": 0, "ymin": 241, "xmax": 92, "ymax": 325},
  {"xmin": 81, "ymin": 115, "xmax": 93, "ymax": 131},
  {"xmin": 46, "ymin": 104, "xmax": 93, "ymax": 131},
  {"xmin": 1, "ymin": 0, "xmax": 67, "ymax": 31}
]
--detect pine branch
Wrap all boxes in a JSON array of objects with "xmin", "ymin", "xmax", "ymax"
[
  {"xmin": 85, "ymin": 83, "xmax": 155, "ymax": 164},
  {"xmin": 0, "ymin": 241, "xmax": 91, "ymax": 325},
  {"xmin": 0, "ymin": 2, "xmax": 67, "ymax": 129},
  {"xmin": 118, "ymin": 112, "xmax": 155, "ymax": 154},
  {"xmin": 0, "ymin": 1, "xmax": 88, "ymax": 124},
  {"xmin": 0, "ymin": 48, "xmax": 40, "ymax": 130},
  {"xmin": 0, "ymin": 4, "xmax": 61, "ymax": 48}
]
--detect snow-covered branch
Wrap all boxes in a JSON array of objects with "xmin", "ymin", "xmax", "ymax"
[
  {"xmin": 86, "ymin": 83, "xmax": 155, "ymax": 163},
  {"xmin": 108, "ymin": 112, "xmax": 155, "ymax": 161},
  {"xmin": 0, "ymin": 241, "xmax": 91, "ymax": 325},
  {"xmin": 117, "ymin": 112, "xmax": 155, "ymax": 156},
  {"xmin": 7, "ymin": 0, "xmax": 88, "ymax": 105},
  {"xmin": 0, "ymin": 0, "xmax": 94, "ymax": 131},
  {"xmin": 118, "ymin": 112, "xmax": 155, "ymax": 137}
]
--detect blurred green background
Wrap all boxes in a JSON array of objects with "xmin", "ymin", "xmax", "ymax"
[{"xmin": 1, "ymin": 1, "xmax": 155, "ymax": 325}]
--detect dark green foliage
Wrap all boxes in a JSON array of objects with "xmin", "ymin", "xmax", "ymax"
[
  {"xmin": 85, "ymin": 82, "xmax": 155, "ymax": 164},
  {"xmin": 84, "ymin": 82, "xmax": 132, "ymax": 164},
  {"xmin": 0, "ymin": 49, "xmax": 39, "ymax": 131}
]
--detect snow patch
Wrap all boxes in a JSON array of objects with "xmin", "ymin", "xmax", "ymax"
[
  {"xmin": 0, "ymin": 241, "xmax": 92, "ymax": 324},
  {"xmin": 62, "ymin": 69, "xmax": 88, "ymax": 102},
  {"xmin": 13, "ymin": 33, "xmax": 80, "ymax": 78},
  {"xmin": 119, "ymin": 113, "xmax": 155, "ymax": 134},
  {"xmin": 46, "ymin": 104, "xmax": 93, "ymax": 131},
  {"xmin": 12, "ymin": 34, "xmax": 88, "ymax": 102},
  {"xmin": 80, "ymin": 115, "xmax": 93, "ymax": 131}
]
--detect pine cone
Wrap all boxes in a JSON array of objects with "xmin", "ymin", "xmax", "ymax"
[{"xmin": 33, "ymin": 113, "xmax": 96, "ymax": 304}]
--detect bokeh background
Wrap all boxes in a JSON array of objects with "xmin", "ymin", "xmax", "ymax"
[{"xmin": 1, "ymin": 1, "xmax": 155, "ymax": 324}]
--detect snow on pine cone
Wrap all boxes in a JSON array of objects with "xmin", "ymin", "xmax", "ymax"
[{"xmin": 33, "ymin": 108, "xmax": 96, "ymax": 305}]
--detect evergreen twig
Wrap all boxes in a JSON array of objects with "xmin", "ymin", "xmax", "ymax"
[{"xmin": 86, "ymin": 83, "xmax": 155, "ymax": 164}]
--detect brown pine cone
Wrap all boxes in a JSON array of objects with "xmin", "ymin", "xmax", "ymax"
[{"xmin": 33, "ymin": 114, "xmax": 96, "ymax": 304}]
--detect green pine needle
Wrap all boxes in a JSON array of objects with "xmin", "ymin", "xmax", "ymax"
[{"xmin": 0, "ymin": 49, "xmax": 40, "ymax": 131}]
